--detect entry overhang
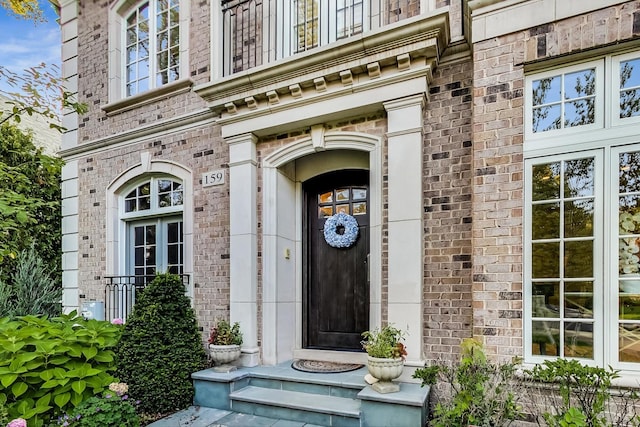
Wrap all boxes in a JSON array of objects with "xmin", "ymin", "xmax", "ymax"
[{"xmin": 194, "ymin": 11, "xmax": 450, "ymax": 138}]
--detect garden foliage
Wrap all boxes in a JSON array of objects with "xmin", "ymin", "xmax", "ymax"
[
  {"xmin": 115, "ymin": 274, "xmax": 207, "ymax": 415},
  {"xmin": 526, "ymin": 359, "xmax": 640, "ymax": 427},
  {"xmin": 0, "ymin": 124, "xmax": 62, "ymax": 277},
  {"xmin": 361, "ymin": 324, "xmax": 407, "ymax": 359},
  {"xmin": 0, "ymin": 313, "xmax": 121, "ymax": 426},
  {"xmin": 413, "ymin": 338, "xmax": 522, "ymax": 427},
  {"xmin": 52, "ymin": 383, "xmax": 139, "ymax": 427},
  {"xmin": 208, "ymin": 319, "xmax": 243, "ymax": 346},
  {"xmin": 0, "ymin": 246, "xmax": 61, "ymax": 318}
]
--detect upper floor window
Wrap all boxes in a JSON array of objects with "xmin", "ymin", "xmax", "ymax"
[
  {"xmin": 280, "ymin": 0, "xmax": 370, "ymax": 59},
  {"xmin": 220, "ymin": 0, "xmax": 421, "ymax": 76},
  {"xmin": 291, "ymin": 0, "xmax": 364, "ymax": 54},
  {"xmin": 125, "ymin": 0, "xmax": 180, "ymax": 96}
]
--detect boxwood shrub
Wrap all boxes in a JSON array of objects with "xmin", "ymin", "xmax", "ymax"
[{"xmin": 115, "ymin": 274, "xmax": 206, "ymax": 415}]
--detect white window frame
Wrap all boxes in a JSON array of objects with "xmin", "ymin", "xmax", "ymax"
[
  {"xmin": 118, "ymin": 176, "xmax": 184, "ymax": 277},
  {"xmin": 107, "ymin": 0, "xmax": 190, "ymax": 103},
  {"xmin": 275, "ymin": 0, "xmax": 372, "ymax": 61},
  {"xmin": 525, "ymin": 50, "xmax": 640, "ymax": 373},
  {"xmin": 524, "ymin": 60, "xmax": 605, "ymax": 145},
  {"xmin": 524, "ymin": 150, "xmax": 604, "ymax": 367},
  {"xmin": 127, "ymin": 216, "xmax": 183, "ymax": 277},
  {"xmin": 611, "ymin": 51, "xmax": 640, "ymax": 128},
  {"xmin": 123, "ymin": 1, "xmax": 181, "ymax": 97}
]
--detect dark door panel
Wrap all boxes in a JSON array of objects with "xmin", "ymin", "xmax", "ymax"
[{"xmin": 303, "ymin": 169, "xmax": 369, "ymax": 351}]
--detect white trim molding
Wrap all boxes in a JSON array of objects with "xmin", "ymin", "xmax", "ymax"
[
  {"xmin": 260, "ymin": 130, "xmax": 382, "ymax": 365},
  {"xmin": 105, "ymin": 155, "xmax": 194, "ymax": 296}
]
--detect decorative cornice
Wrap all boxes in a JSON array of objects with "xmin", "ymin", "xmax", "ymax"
[
  {"xmin": 59, "ymin": 108, "xmax": 216, "ymax": 159},
  {"xmin": 194, "ymin": 11, "xmax": 450, "ymax": 117},
  {"xmin": 216, "ymin": 60, "xmax": 435, "ymax": 130}
]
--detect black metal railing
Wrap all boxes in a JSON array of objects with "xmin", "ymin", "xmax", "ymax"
[
  {"xmin": 221, "ymin": 0, "xmax": 420, "ymax": 76},
  {"xmin": 104, "ymin": 275, "xmax": 190, "ymax": 322}
]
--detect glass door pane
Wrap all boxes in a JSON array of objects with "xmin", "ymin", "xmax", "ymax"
[
  {"xmin": 529, "ymin": 157, "xmax": 596, "ymax": 359},
  {"xmin": 618, "ymin": 150, "xmax": 640, "ymax": 362}
]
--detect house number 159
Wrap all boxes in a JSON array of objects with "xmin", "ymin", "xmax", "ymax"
[{"xmin": 202, "ymin": 169, "xmax": 225, "ymax": 187}]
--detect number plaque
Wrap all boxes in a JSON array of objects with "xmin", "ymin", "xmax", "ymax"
[{"xmin": 202, "ymin": 170, "xmax": 225, "ymax": 187}]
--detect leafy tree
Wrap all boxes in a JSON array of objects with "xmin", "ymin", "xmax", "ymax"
[
  {"xmin": 0, "ymin": 2, "xmax": 86, "ymax": 129},
  {"xmin": 0, "ymin": 123, "xmax": 62, "ymax": 279},
  {"xmin": 0, "ymin": 0, "xmax": 45, "ymax": 21},
  {"xmin": 115, "ymin": 274, "xmax": 207, "ymax": 415}
]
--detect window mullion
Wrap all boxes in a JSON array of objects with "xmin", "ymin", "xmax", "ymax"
[{"xmin": 149, "ymin": 0, "xmax": 157, "ymax": 91}]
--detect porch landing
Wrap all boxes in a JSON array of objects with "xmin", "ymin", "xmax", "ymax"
[{"xmin": 148, "ymin": 361, "xmax": 430, "ymax": 427}]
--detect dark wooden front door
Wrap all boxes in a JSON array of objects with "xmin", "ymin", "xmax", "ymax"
[{"xmin": 303, "ymin": 169, "xmax": 369, "ymax": 351}]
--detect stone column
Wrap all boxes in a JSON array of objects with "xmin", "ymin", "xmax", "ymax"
[
  {"xmin": 384, "ymin": 94, "xmax": 425, "ymax": 365},
  {"xmin": 60, "ymin": 0, "xmax": 80, "ymax": 314},
  {"xmin": 226, "ymin": 133, "xmax": 260, "ymax": 367}
]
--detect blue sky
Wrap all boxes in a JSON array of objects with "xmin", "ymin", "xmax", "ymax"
[{"xmin": 0, "ymin": 2, "xmax": 61, "ymax": 91}]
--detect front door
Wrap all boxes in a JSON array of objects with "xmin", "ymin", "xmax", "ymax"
[{"xmin": 303, "ymin": 169, "xmax": 369, "ymax": 351}]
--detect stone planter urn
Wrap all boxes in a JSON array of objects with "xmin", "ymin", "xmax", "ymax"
[
  {"xmin": 209, "ymin": 344, "xmax": 241, "ymax": 372},
  {"xmin": 367, "ymin": 356, "xmax": 404, "ymax": 393}
]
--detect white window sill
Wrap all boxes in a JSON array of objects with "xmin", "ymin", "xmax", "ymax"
[{"xmin": 102, "ymin": 79, "xmax": 193, "ymax": 116}]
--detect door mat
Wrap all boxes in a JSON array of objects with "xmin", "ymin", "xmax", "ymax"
[{"xmin": 291, "ymin": 359, "xmax": 364, "ymax": 374}]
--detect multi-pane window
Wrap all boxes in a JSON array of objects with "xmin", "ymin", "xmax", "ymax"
[
  {"xmin": 531, "ymin": 68, "xmax": 596, "ymax": 132},
  {"xmin": 122, "ymin": 177, "xmax": 184, "ymax": 283},
  {"xmin": 294, "ymin": 0, "xmax": 319, "ymax": 53},
  {"xmin": 286, "ymin": 0, "xmax": 367, "ymax": 58},
  {"xmin": 525, "ymin": 52, "xmax": 640, "ymax": 370},
  {"xmin": 617, "ymin": 150, "xmax": 640, "ymax": 363},
  {"xmin": 125, "ymin": 0, "xmax": 180, "ymax": 96},
  {"xmin": 527, "ymin": 155, "xmax": 599, "ymax": 360},
  {"xmin": 336, "ymin": 0, "xmax": 363, "ymax": 39}
]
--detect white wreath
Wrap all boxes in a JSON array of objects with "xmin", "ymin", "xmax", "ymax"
[{"xmin": 323, "ymin": 212, "xmax": 359, "ymax": 248}]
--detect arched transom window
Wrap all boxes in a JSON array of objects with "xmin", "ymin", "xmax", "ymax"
[{"xmin": 121, "ymin": 177, "xmax": 184, "ymax": 281}]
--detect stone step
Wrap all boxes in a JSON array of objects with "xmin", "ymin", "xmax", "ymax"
[
  {"xmin": 230, "ymin": 385, "xmax": 361, "ymax": 427},
  {"xmin": 248, "ymin": 364, "xmax": 367, "ymax": 400}
]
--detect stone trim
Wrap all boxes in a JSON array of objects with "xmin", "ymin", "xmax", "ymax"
[
  {"xmin": 59, "ymin": 109, "xmax": 216, "ymax": 159},
  {"xmin": 195, "ymin": 12, "xmax": 449, "ymax": 116},
  {"xmin": 469, "ymin": 0, "xmax": 625, "ymax": 43},
  {"xmin": 102, "ymin": 79, "xmax": 194, "ymax": 116}
]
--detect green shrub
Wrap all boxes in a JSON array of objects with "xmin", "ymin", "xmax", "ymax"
[
  {"xmin": 0, "ymin": 313, "xmax": 121, "ymax": 426},
  {"xmin": 0, "ymin": 246, "xmax": 61, "ymax": 318},
  {"xmin": 115, "ymin": 274, "xmax": 206, "ymax": 415},
  {"xmin": 526, "ymin": 359, "xmax": 640, "ymax": 427},
  {"xmin": 413, "ymin": 338, "xmax": 523, "ymax": 427},
  {"xmin": 52, "ymin": 382, "xmax": 139, "ymax": 427}
]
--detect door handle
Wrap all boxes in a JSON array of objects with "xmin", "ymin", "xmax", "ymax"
[{"xmin": 366, "ymin": 253, "xmax": 370, "ymax": 283}]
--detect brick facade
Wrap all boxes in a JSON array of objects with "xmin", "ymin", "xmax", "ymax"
[
  {"xmin": 64, "ymin": 0, "xmax": 640, "ymax": 367},
  {"xmin": 471, "ymin": 1, "xmax": 640, "ymax": 361},
  {"xmin": 423, "ymin": 60, "xmax": 474, "ymax": 362}
]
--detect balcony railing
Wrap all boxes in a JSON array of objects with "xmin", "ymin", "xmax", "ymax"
[
  {"xmin": 104, "ymin": 275, "xmax": 190, "ymax": 322},
  {"xmin": 221, "ymin": 0, "xmax": 421, "ymax": 76}
]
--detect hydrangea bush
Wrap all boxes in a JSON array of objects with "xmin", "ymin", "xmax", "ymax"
[{"xmin": 0, "ymin": 313, "xmax": 121, "ymax": 426}]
